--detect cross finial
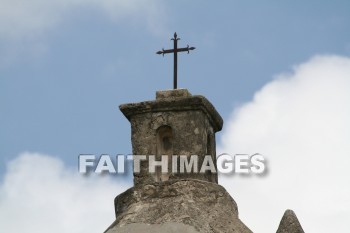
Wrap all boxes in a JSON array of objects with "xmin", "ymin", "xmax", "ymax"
[
  {"xmin": 172, "ymin": 32, "xmax": 179, "ymax": 41},
  {"xmin": 156, "ymin": 32, "xmax": 195, "ymax": 89}
]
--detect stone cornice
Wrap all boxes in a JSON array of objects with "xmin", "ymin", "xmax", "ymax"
[{"xmin": 119, "ymin": 95, "xmax": 223, "ymax": 132}]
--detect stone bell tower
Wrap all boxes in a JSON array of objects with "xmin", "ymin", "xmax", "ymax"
[
  {"xmin": 119, "ymin": 89, "xmax": 222, "ymax": 186},
  {"xmin": 104, "ymin": 89, "xmax": 253, "ymax": 233},
  {"xmin": 104, "ymin": 33, "xmax": 304, "ymax": 233}
]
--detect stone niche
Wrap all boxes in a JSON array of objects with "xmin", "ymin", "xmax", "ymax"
[{"xmin": 119, "ymin": 89, "xmax": 223, "ymax": 186}]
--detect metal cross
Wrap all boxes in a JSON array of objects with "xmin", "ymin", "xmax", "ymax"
[{"xmin": 156, "ymin": 32, "xmax": 195, "ymax": 89}]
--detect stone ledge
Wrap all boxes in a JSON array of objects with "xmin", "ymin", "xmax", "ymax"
[{"xmin": 119, "ymin": 94, "xmax": 223, "ymax": 132}]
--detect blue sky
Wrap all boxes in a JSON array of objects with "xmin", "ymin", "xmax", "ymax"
[
  {"xmin": 1, "ymin": 1, "xmax": 350, "ymax": 232},
  {"xmin": 1, "ymin": 1, "xmax": 349, "ymax": 171}
]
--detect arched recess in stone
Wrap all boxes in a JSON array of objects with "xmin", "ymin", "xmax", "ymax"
[{"xmin": 155, "ymin": 125, "xmax": 173, "ymax": 182}]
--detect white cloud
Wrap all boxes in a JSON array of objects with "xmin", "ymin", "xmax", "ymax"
[
  {"xmin": 0, "ymin": 0, "xmax": 165, "ymax": 39},
  {"xmin": 0, "ymin": 0, "xmax": 166, "ymax": 68},
  {"xmin": 0, "ymin": 152, "xmax": 130, "ymax": 233},
  {"xmin": 219, "ymin": 55, "xmax": 350, "ymax": 233},
  {"xmin": 2, "ymin": 55, "xmax": 349, "ymax": 232}
]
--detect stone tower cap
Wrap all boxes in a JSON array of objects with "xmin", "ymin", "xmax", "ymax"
[
  {"xmin": 119, "ymin": 89, "xmax": 223, "ymax": 132},
  {"xmin": 276, "ymin": 209, "xmax": 304, "ymax": 233},
  {"xmin": 156, "ymin": 88, "xmax": 192, "ymax": 99}
]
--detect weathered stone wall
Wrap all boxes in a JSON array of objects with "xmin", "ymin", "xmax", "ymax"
[
  {"xmin": 129, "ymin": 110, "xmax": 216, "ymax": 185},
  {"xmin": 119, "ymin": 89, "xmax": 223, "ymax": 186},
  {"xmin": 104, "ymin": 179, "xmax": 252, "ymax": 233}
]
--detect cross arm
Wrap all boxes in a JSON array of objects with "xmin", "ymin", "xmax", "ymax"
[
  {"xmin": 156, "ymin": 46, "xmax": 196, "ymax": 55},
  {"xmin": 156, "ymin": 49, "xmax": 175, "ymax": 55},
  {"xmin": 177, "ymin": 46, "xmax": 196, "ymax": 53}
]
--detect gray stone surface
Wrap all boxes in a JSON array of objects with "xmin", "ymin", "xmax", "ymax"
[
  {"xmin": 105, "ymin": 179, "xmax": 252, "ymax": 233},
  {"xmin": 156, "ymin": 89, "xmax": 192, "ymax": 99},
  {"xmin": 119, "ymin": 89, "xmax": 223, "ymax": 186},
  {"xmin": 276, "ymin": 209, "xmax": 304, "ymax": 233},
  {"xmin": 106, "ymin": 222, "xmax": 199, "ymax": 233},
  {"xmin": 104, "ymin": 89, "xmax": 305, "ymax": 233},
  {"xmin": 120, "ymin": 91, "xmax": 223, "ymax": 131}
]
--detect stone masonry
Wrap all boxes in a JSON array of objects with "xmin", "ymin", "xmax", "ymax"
[{"xmin": 104, "ymin": 89, "xmax": 304, "ymax": 233}]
